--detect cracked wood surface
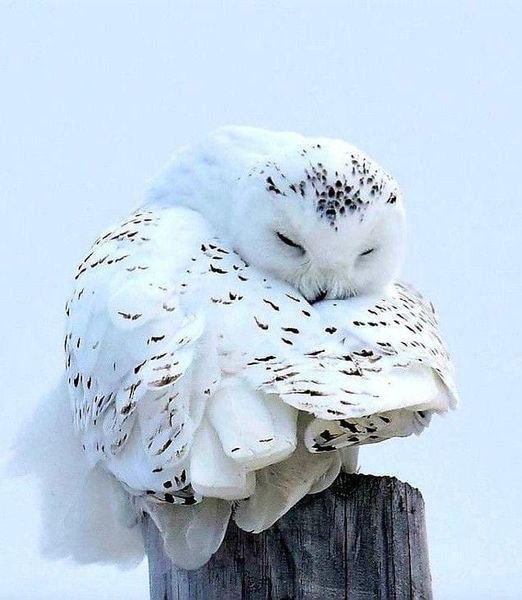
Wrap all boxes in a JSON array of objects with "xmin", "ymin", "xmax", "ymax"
[{"xmin": 144, "ymin": 473, "xmax": 432, "ymax": 600}]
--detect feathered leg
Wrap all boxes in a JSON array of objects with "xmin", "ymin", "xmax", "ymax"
[{"xmin": 144, "ymin": 497, "xmax": 231, "ymax": 570}]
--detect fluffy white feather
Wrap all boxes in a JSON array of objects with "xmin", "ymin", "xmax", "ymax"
[
  {"xmin": 144, "ymin": 496, "xmax": 231, "ymax": 570},
  {"xmin": 10, "ymin": 378, "xmax": 144, "ymax": 567},
  {"xmin": 189, "ymin": 416, "xmax": 255, "ymax": 500},
  {"xmin": 207, "ymin": 377, "xmax": 297, "ymax": 470}
]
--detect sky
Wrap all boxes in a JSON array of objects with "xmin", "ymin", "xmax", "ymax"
[{"xmin": 0, "ymin": 1, "xmax": 521, "ymax": 598}]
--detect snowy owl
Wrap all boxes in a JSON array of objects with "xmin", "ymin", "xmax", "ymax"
[{"xmin": 15, "ymin": 127, "xmax": 457, "ymax": 570}]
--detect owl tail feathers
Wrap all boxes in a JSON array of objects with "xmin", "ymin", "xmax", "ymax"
[
  {"xmin": 8, "ymin": 376, "xmax": 144, "ymax": 568},
  {"xmin": 143, "ymin": 497, "xmax": 232, "ymax": 570},
  {"xmin": 233, "ymin": 422, "xmax": 341, "ymax": 534}
]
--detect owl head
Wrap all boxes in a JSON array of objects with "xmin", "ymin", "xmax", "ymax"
[
  {"xmin": 230, "ymin": 135, "xmax": 405, "ymax": 302},
  {"xmin": 147, "ymin": 127, "xmax": 405, "ymax": 302}
]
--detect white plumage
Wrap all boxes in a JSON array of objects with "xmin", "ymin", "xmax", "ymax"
[{"xmin": 14, "ymin": 127, "xmax": 458, "ymax": 569}]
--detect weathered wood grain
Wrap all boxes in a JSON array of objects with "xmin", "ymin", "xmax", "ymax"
[{"xmin": 144, "ymin": 473, "xmax": 432, "ymax": 600}]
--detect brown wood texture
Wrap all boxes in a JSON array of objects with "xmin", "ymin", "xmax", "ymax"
[{"xmin": 144, "ymin": 473, "xmax": 433, "ymax": 600}]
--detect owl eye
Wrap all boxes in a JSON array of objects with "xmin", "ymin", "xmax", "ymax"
[
  {"xmin": 359, "ymin": 248, "xmax": 375, "ymax": 257},
  {"xmin": 276, "ymin": 232, "xmax": 305, "ymax": 253}
]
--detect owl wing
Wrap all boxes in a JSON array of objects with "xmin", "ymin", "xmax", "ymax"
[
  {"xmin": 300, "ymin": 282, "xmax": 458, "ymax": 451},
  {"xmin": 65, "ymin": 204, "xmax": 333, "ymax": 504},
  {"xmin": 65, "ymin": 207, "xmax": 224, "ymax": 503},
  {"xmin": 320, "ymin": 281, "xmax": 458, "ymax": 407},
  {"xmin": 237, "ymin": 287, "xmax": 456, "ymax": 422}
]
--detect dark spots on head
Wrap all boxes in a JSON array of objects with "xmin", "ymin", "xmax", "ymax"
[
  {"xmin": 266, "ymin": 176, "xmax": 285, "ymax": 196},
  {"xmin": 209, "ymin": 264, "xmax": 227, "ymax": 275},
  {"xmin": 253, "ymin": 149, "xmax": 394, "ymax": 228}
]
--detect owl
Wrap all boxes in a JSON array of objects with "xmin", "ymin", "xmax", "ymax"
[{"xmin": 18, "ymin": 127, "xmax": 458, "ymax": 569}]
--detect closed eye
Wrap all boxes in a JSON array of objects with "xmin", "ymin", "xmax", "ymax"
[
  {"xmin": 276, "ymin": 232, "xmax": 305, "ymax": 253},
  {"xmin": 359, "ymin": 248, "xmax": 375, "ymax": 257}
]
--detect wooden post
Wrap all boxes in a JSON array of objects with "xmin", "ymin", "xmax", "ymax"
[{"xmin": 143, "ymin": 474, "xmax": 432, "ymax": 600}]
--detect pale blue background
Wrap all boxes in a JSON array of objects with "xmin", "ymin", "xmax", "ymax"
[{"xmin": 1, "ymin": 2, "xmax": 520, "ymax": 598}]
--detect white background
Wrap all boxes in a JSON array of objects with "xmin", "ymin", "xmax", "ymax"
[{"xmin": 1, "ymin": 2, "xmax": 520, "ymax": 598}]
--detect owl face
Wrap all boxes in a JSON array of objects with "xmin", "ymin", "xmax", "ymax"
[{"xmin": 231, "ymin": 142, "xmax": 405, "ymax": 302}]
